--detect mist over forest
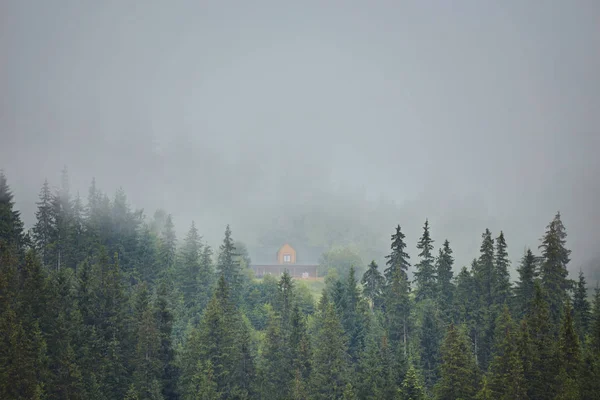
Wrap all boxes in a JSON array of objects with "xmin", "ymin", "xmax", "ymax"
[{"xmin": 2, "ymin": 1, "xmax": 600, "ymax": 399}]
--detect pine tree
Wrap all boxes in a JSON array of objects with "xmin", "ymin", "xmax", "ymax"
[
  {"xmin": 419, "ymin": 300, "xmax": 442, "ymax": 389},
  {"xmin": 135, "ymin": 224, "xmax": 160, "ymax": 283},
  {"xmin": 155, "ymin": 282, "xmax": 178, "ymax": 400},
  {"xmin": 384, "ymin": 224, "xmax": 410, "ymax": 283},
  {"xmin": 555, "ymin": 299, "xmax": 582, "ymax": 399},
  {"xmin": 197, "ymin": 244, "xmax": 215, "ymax": 312},
  {"xmin": 276, "ymin": 270, "xmax": 295, "ymax": 329},
  {"xmin": 435, "ymin": 239, "xmax": 454, "ymax": 318},
  {"xmin": 0, "ymin": 172, "xmax": 26, "ymax": 253},
  {"xmin": 342, "ymin": 383, "xmax": 357, "ymax": 400},
  {"xmin": 414, "ymin": 219, "xmax": 436, "ymax": 302},
  {"xmin": 361, "ymin": 260, "xmax": 385, "ymax": 310},
  {"xmin": 524, "ymin": 283, "xmax": 558, "ymax": 399},
  {"xmin": 179, "ymin": 222, "xmax": 202, "ymax": 310},
  {"xmin": 32, "ymin": 179, "xmax": 57, "ymax": 267},
  {"xmin": 514, "ymin": 249, "xmax": 538, "ymax": 318},
  {"xmin": 385, "ymin": 267, "xmax": 411, "ymax": 357},
  {"xmin": 493, "ymin": 231, "xmax": 511, "ymax": 305},
  {"xmin": 159, "ymin": 214, "xmax": 177, "ymax": 279},
  {"xmin": 486, "ymin": 305, "xmax": 527, "ymax": 399},
  {"xmin": 310, "ymin": 302, "xmax": 349, "ymax": 400},
  {"xmin": 190, "ymin": 360, "xmax": 218, "ymax": 400},
  {"xmin": 216, "ymin": 225, "xmax": 242, "ymax": 300},
  {"xmin": 342, "ymin": 266, "xmax": 367, "ymax": 362},
  {"xmin": 258, "ymin": 311, "xmax": 290, "ymax": 399},
  {"xmin": 538, "ymin": 212, "xmax": 571, "ymax": 327},
  {"xmin": 399, "ymin": 364, "xmax": 426, "ymax": 400},
  {"xmin": 475, "ymin": 229, "xmax": 495, "ymax": 307},
  {"xmin": 434, "ymin": 323, "xmax": 479, "ymax": 400},
  {"xmin": 356, "ymin": 323, "xmax": 392, "ymax": 400},
  {"xmin": 581, "ymin": 285, "xmax": 600, "ymax": 398},
  {"xmin": 289, "ymin": 304, "xmax": 312, "ymax": 381},
  {"xmin": 473, "ymin": 229, "xmax": 496, "ymax": 370},
  {"xmin": 573, "ymin": 270, "xmax": 591, "ymax": 342}
]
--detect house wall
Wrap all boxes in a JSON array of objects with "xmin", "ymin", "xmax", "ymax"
[
  {"xmin": 252, "ymin": 265, "xmax": 318, "ymax": 278},
  {"xmin": 277, "ymin": 243, "xmax": 297, "ymax": 264}
]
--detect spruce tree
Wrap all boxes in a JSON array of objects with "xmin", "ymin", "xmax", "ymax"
[
  {"xmin": 573, "ymin": 270, "xmax": 591, "ymax": 341},
  {"xmin": 155, "ymin": 282, "xmax": 178, "ymax": 400},
  {"xmin": 289, "ymin": 304, "xmax": 312, "ymax": 381},
  {"xmin": 310, "ymin": 302, "xmax": 349, "ymax": 400},
  {"xmin": 216, "ymin": 225, "xmax": 242, "ymax": 299},
  {"xmin": 258, "ymin": 311, "xmax": 290, "ymax": 400},
  {"xmin": 356, "ymin": 322, "xmax": 396, "ymax": 400},
  {"xmin": 361, "ymin": 260, "xmax": 385, "ymax": 310},
  {"xmin": 514, "ymin": 249, "xmax": 538, "ymax": 318},
  {"xmin": 399, "ymin": 364, "xmax": 426, "ymax": 400},
  {"xmin": 158, "ymin": 214, "xmax": 177, "ymax": 278},
  {"xmin": 538, "ymin": 212, "xmax": 571, "ymax": 326},
  {"xmin": 473, "ymin": 229, "xmax": 496, "ymax": 370},
  {"xmin": 342, "ymin": 266, "xmax": 367, "ymax": 362},
  {"xmin": 581, "ymin": 286, "xmax": 600, "ymax": 398},
  {"xmin": 486, "ymin": 305, "xmax": 527, "ymax": 399},
  {"xmin": 475, "ymin": 228, "xmax": 495, "ymax": 307},
  {"xmin": 556, "ymin": 299, "xmax": 582, "ymax": 399},
  {"xmin": 385, "ymin": 267, "xmax": 411, "ymax": 357},
  {"xmin": 419, "ymin": 300, "xmax": 442, "ymax": 389},
  {"xmin": 524, "ymin": 283, "xmax": 558, "ymax": 399},
  {"xmin": 435, "ymin": 239, "xmax": 454, "ymax": 318},
  {"xmin": 179, "ymin": 222, "xmax": 202, "ymax": 310},
  {"xmin": 32, "ymin": 179, "xmax": 57, "ymax": 267},
  {"xmin": 414, "ymin": 219, "xmax": 436, "ymax": 302},
  {"xmin": 0, "ymin": 172, "xmax": 26, "ymax": 253},
  {"xmin": 434, "ymin": 323, "xmax": 478, "ymax": 400},
  {"xmin": 493, "ymin": 231, "xmax": 511, "ymax": 305},
  {"xmin": 197, "ymin": 244, "xmax": 215, "ymax": 311},
  {"xmin": 384, "ymin": 224, "xmax": 410, "ymax": 283}
]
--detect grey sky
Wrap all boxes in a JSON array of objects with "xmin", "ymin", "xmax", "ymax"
[{"xmin": 1, "ymin": 1, "xmax": 599, "ymax": 276}]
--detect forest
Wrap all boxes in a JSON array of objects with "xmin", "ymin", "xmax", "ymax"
[{"xmin": 1, "ymin": 170, "xmax": 599, "ymax": 400}]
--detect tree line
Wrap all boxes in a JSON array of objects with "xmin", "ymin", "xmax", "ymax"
[{"xmin": 1, "ymin": 170, "xmax": 599, "ymax": 399}]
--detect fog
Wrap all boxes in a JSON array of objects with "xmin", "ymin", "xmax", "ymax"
[{"xmin": 1, "ymin": 1, "xmax": 599, "ymax": 278}]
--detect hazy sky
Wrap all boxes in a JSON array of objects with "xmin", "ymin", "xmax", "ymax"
[{"xmin": 1, "ymin": 1, "xmax": 599, "ymax": 274}]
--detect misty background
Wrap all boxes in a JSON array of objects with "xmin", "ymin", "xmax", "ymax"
[{"xmin": 1, "ymin": 1, "xmax": 599, "ymax": 280}]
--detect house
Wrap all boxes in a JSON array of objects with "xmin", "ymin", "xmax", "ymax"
[{"xmin": 251, "ymin": 243, "xmax": 319, "ymax": 279}]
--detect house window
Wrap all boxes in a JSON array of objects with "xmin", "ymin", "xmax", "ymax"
[{"xmin": 283, "ymin": 254, "xmax": 291, "ymax": 263}]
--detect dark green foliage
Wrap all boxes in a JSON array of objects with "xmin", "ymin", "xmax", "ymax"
[
  {"xmin": 159, "ymin": 214, "xmax": 177, "ymax": 279},
  {"xmin": 514, "ymin": 249, "xmax": 538, "ymax": 318},
  {"xmin": 356, "ymin": 322, "xmax": 397, "ymax": 400},
  {"xmin": 493, "ymin": 231, "xmax": 511, "ymax": 306},
  {"xmin": 32, "ymin": 179, "xmax": 56, "ymax": 268},
  {"xmin": 310, "ymin": 302, "xmax": 349, "ymax": 400},
  {"xmin": 414, "ymin": 219, "xmax": 436, "ymax": 302},
  {"xmin": 539, "ymin": 212, "xmax": 572, "ymax": 327},
  {"xmin": 179, "ymin": 222, "xmax": 203, "ymax": 310},
  {"xmin": 399, "ymin": 364, "xmax": 426, "ymax": 400},
  {"xmin": 435, "ymin": 239, "xmax": 454, "ymax": 319},
  {"xmin": 257, "ymin": 311, "xmax": 290, "ymax": 399},
  {"xmin": 385, "ymin": 267, "xmax": 411, "ymax": 357},
  {"xmin": 475, "ymin": 229, "xmax": 495, "ymax": 307},
  {"xmin": 434, "ymin": 323, "xmax": 479, "ymax": 400},
  {"xmin": 0, "ymin": 172, "xmax": 26, "ymax": 253},
  {"xmin": 573, "ymin": 270, "xmax": 591, "ymax": 341},
  {"xmin": 419, "ymin": 300, "xmax": 443, "ymax": 389},
  {"xmin": 361, "ymin": 260, "xmax": 385, "ymax": 310},
  {"xmin": 486, "ymin": 306, "xmax": 527, "ymax": 399},
  {"xmin": 217, "ymin": 225, "xmax": 243, "ymax": 302},
  {"xmin": 556, "ymin": 299, "xmax": 582, "ymax": 398},
  {"xmin": 523, "ymin": 283, "xmax": 558, "ymax": 399},
  {"xmin": 384, "ymin": 224, "xmax": 410, "ymax": 283}
]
